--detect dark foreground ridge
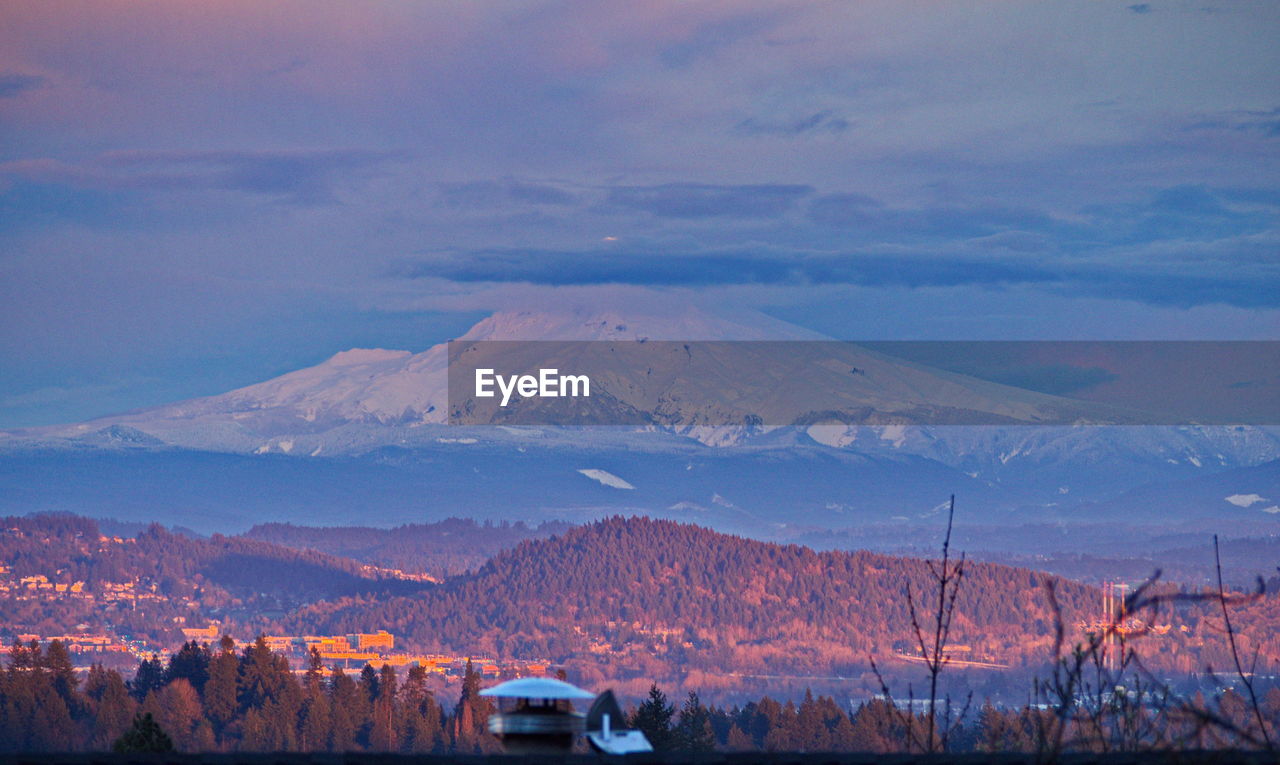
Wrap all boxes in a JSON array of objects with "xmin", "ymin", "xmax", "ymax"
[{"xmin": 0, "ymin": 753, "xmax": 1275, "ymax": 765}]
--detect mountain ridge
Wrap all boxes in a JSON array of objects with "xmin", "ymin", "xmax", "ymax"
[
  {"xmin": 3, "ymin": 305, "xmax": 1164, "ymax": 452},
  {"xmin": 283, "ymin": 514, "xmax": 1101, "ymax": 676},
  {"xmin": 2, "ymin": 308, "xmax": 1278, "ymax": 533},
  {"xmin": 279, "ymin": 514, "xmax": 1280, "ymax": 689}
]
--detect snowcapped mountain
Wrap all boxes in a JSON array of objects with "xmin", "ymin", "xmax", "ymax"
[
  {"xmin": 14, "ymin": 306, "xmax": 827, "ymax": 453},
  {"xmin": 459, "ymin": 306, "xmax": 825, "ymax": 342},
  {"xmin": 9, "ymin": 305, "xmax": 1157, "ymax": 453},
  {"xmin": 2, "ymin": 306, "xmax": 1278, "ymax": 533}
]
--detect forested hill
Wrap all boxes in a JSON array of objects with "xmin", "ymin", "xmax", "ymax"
[
  {"xmin": 0, "ymin": 514, "xmax": 429, "ymax": 644},
  {"xmin": 243, "ymin": 518, "xmax": 572, "ymax": 576},
  {"xmin": 286, "ymin": 516, "xmax": 1099, "ymax": 677}
]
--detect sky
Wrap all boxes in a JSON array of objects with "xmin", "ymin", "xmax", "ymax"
[{"xmin": 1, "ymin": 0, "xmax": 1278, "ymax": 427}]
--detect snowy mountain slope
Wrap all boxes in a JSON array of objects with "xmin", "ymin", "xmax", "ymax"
[
  {"xmin": 12, "ymin": 306, "xmax": 823, "ymax": 452},
  {"xmin": 12, "ymin": 306, "xmax": 1153, "ymax": 453},
  {"xmin": 806, "ymin": 423, "xmax": 1280, "ymax": 501},
  {"xmin": 447, "ymin": 338, "xmax": 1141, "ymax": 433},
  {"xmin": 2, "ymin": 306, "xmax": 1279, "ymax": 530}
]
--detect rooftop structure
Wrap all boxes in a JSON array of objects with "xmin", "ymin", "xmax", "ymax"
[
  {"xmin": 480, "ymin": 678, "xmax": 650, "ymax": 755},
  {"xmin": 480, "ymin": 678, "xmax": 592, "ymax": 754}
]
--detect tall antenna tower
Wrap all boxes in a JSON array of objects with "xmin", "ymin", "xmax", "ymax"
[{"xmin": 1102, "ymin": 581, "xmax": 1129, "ymax": 672}]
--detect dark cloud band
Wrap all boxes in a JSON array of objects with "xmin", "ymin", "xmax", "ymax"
[{"xmin": 398, "ymin": 245, "xmax": 1280, "ymax": 309}]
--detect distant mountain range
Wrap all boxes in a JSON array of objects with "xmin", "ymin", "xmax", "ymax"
[{"xmin": 1, "ymin": 307, "xmax": 1277, "ymax": 542}]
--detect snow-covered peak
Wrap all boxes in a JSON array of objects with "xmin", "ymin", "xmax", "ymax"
[
  {"xmin": 16, "ymin": 306, "xmax": 833, "ymax": 451},
  {"xmin": 324, "ymin": 348, "xmax": 413, "ymax": 366},
  {"xmin": 24, "ymin": 306, "xmax": 1280, "ymax": 477},
  {"xmin": 459, "ymin": 306, "xmax": 825, "ymax": 342}
]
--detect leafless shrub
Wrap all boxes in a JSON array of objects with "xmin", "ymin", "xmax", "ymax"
[
  {"xmin": 1029, "ymin": 535, "xmax": 1275, "ymax": 762},
  {"xmin": 870, "ymin": 494, "xmax": 970, "ymax": 753}
]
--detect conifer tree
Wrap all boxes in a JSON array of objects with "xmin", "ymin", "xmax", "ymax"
[
  {"xmin": 452, "ymin": 659, "xmax": 482, "ymax": 752},
  {"xmin": 28, "ymin": 678, "xmax": 75, "ymax": 751},
  {"xmin": 42, "ymin": 640, "xmax": 78, "ymax": 708},
  {"xmin": 370, "ymin": 664, "xmax": 397, "ymax": 751},
  {"xmin": 726, "ymin": 724, "xmax": 754, "ymax": 751},
  {"xmin": 359, "ymin": 663, "xmax": 380, "ymax": 704},
  {"xmin": 8, "ymin": 637, "xmax": 35, "ymax": 670},
  {"xmin": 751, "ymin": 696, "xmax": 782, "ymax": 747},
  {"xmin": 327, "ymin": 667, "xmax": 360, "ymax": 752},
  {"xmin": 795, "ymin": 689, "xmax": 831, "ymax": 751},
  {"xmin": 674, "ymin": 691, "xmax": 716, "ymax": 752},
  {"xmin": 166, "ymin": 641, "xmax": 211, "ymax": 693},
  {"xmin": 203, "ymin": 636, "xmax": 238, "ymax": 736},
  {"xmin": 238, "ymin": 636, "xmax": 289, "ymax": 710},
  {"xmin": 128, "ymin": 655, "xmax": 165, "ymax": 702},
  {"xmin": 84, "ymin": 665, "xmax": 136, "ymax": 750},
  {"xmin": 299, "ymin": 691, "xmax": 331, "ymax": 752},
  {"xmin": 401, "ymin": 664, "xmax": 428, "ymax": 708},
  {"xmin": 828, "ymin": 706, "xmax": 858, "ymax": 751},
  {"xmin": 848, "ymin": 699, "xmax": 899, "ymax": 753},
  {"xmin": 113, "ymin": 712, "xmax": 174, "ymax": 753},
  {"xmin": 630, "ymin": 683, "xmax": 675, "ymax": 751},
  {"xmin": 298, "ymin": 650, "xmax": 329, "ymax": 752},
  {"xmin": 303, "ymin": 648, "xmax": 325, "ymax": 699},
  {"xmin": 399, "ymin": 665, "xmax": 443, "ymax": 753}
]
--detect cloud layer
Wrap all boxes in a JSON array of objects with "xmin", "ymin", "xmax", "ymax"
[{"xmin": 0, "ymin": 0, "xmax": 1277, "ymax": 425}]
